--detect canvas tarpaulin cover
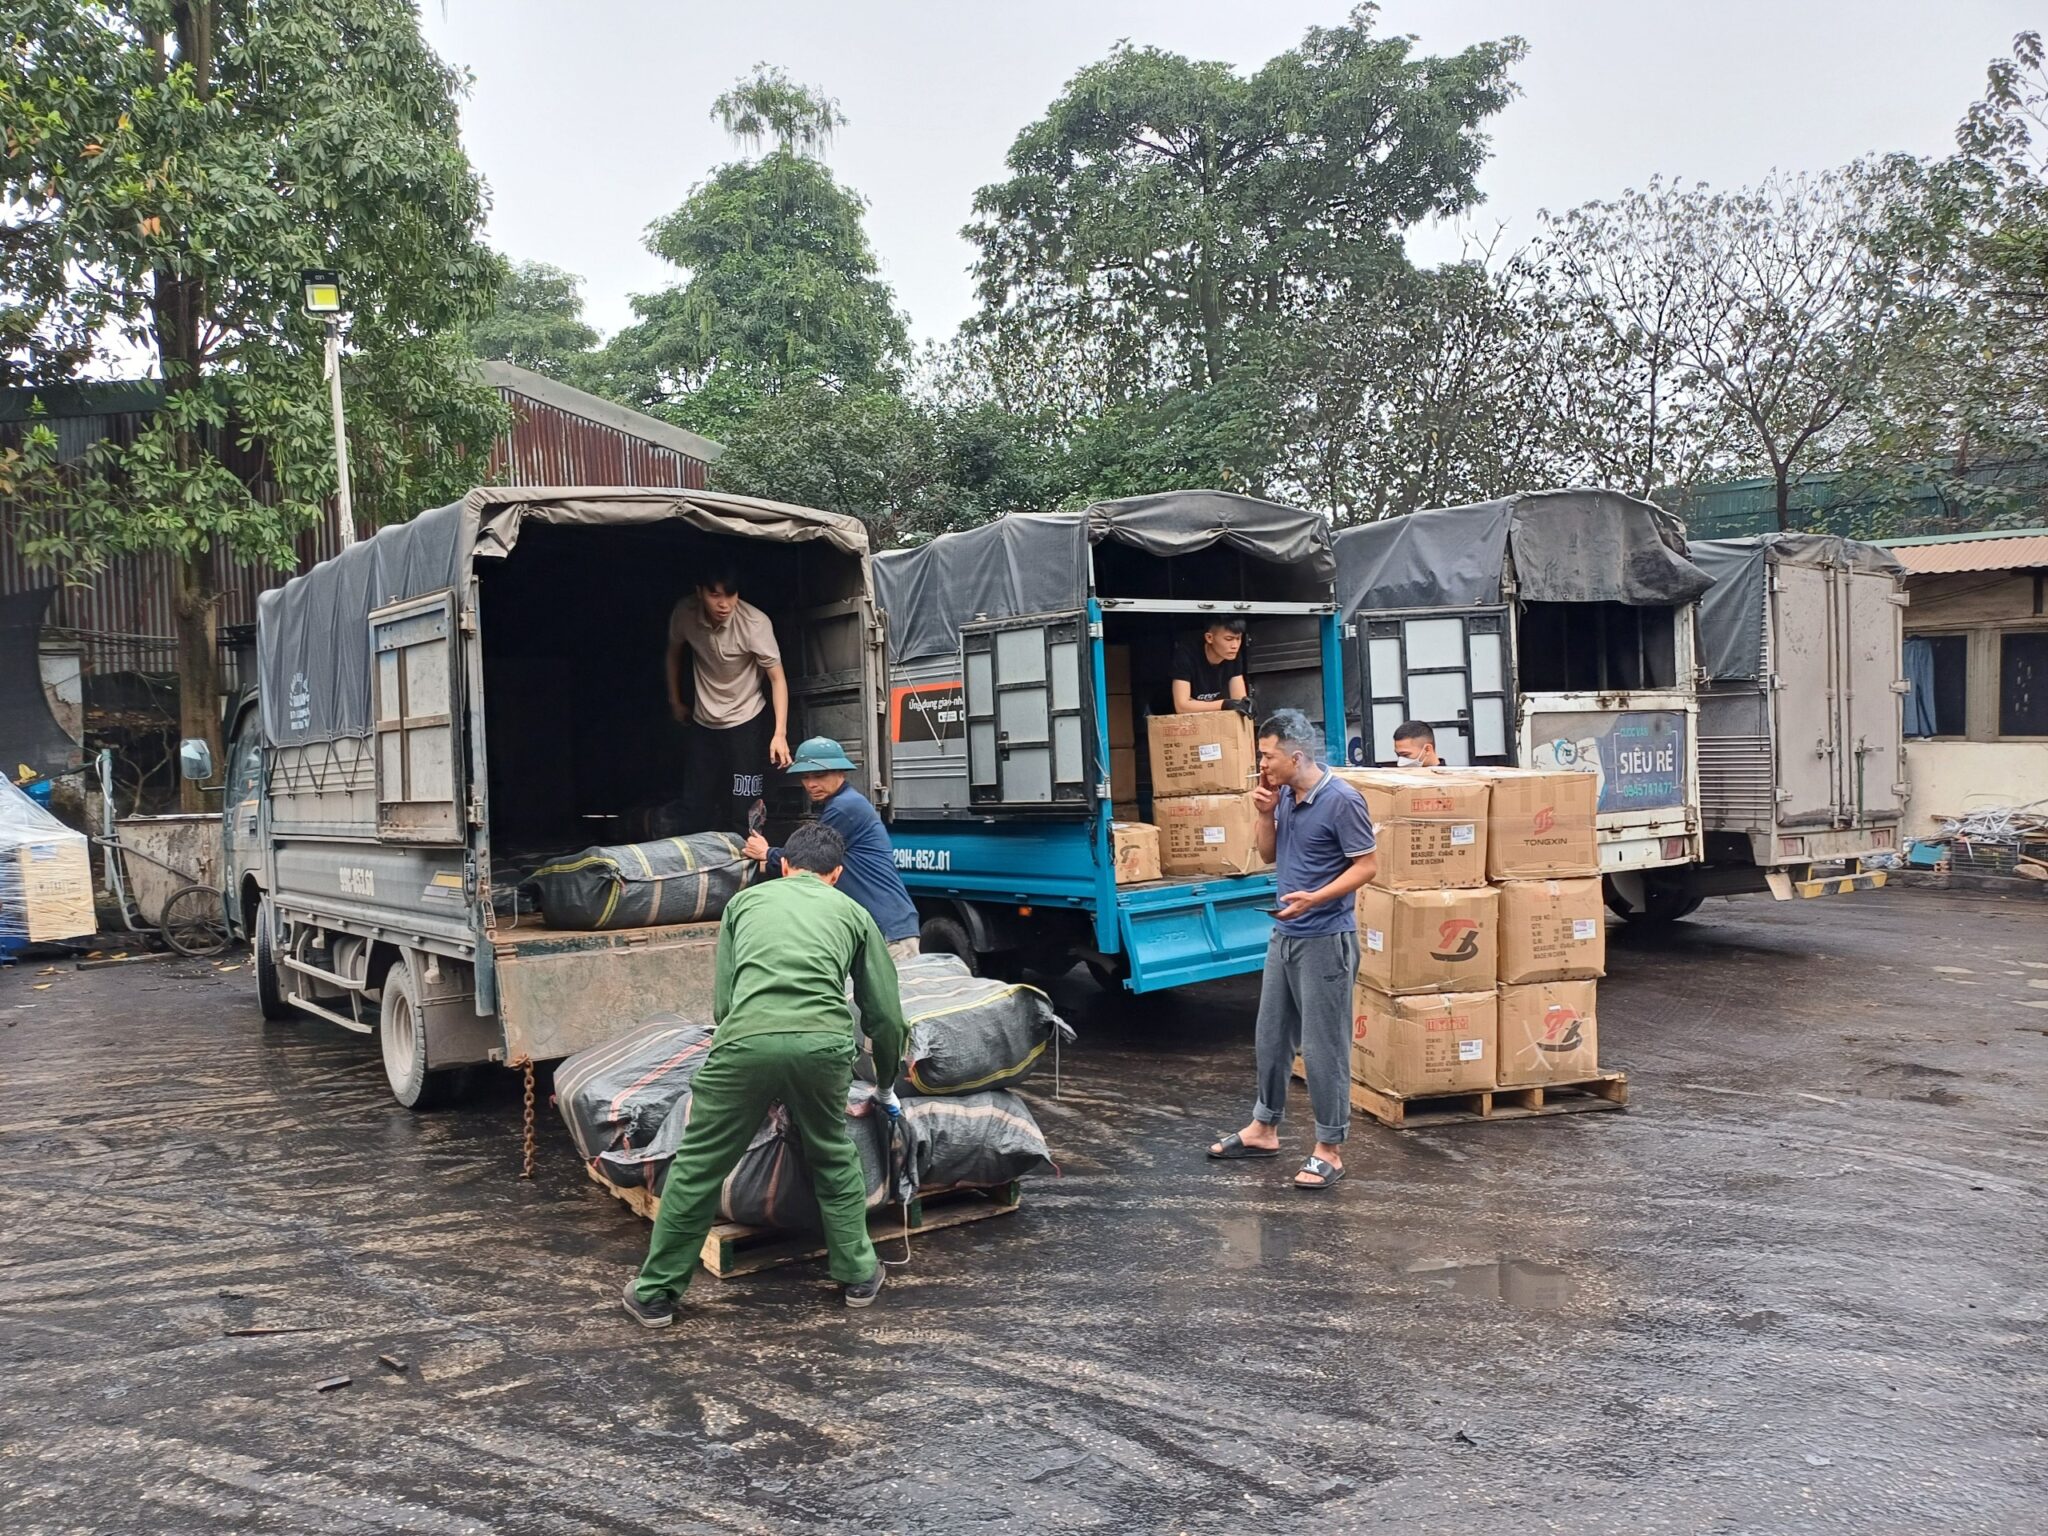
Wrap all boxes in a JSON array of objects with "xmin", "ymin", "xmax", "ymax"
[
  {"xmin": 876, "ymin": 490, "xmax": 1336, "ymax": 663},
  {"xmin": 257, "ymin": 486, "xmax": 869, "ymax": 747},
  {"xmin": 1690, "ymin": 533, "xmax": 1906, "ymax": 684},
  {"xmin": 1335, "ymin": 489, "xmax": 1713, "ymax": 616}
]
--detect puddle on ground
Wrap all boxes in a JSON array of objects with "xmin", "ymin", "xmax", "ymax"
[{"xmin": 1403, "ymin": 1257, "xmax": 1573, "ymax": 1310}]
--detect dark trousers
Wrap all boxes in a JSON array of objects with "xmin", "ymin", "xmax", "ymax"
[{"xmin": 681, "ymin": 710, "xmax": 773, "ymax": 835}]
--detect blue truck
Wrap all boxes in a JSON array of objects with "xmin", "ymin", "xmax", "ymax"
[{"xmin": 873, "ymin": 492, "xmax": 1344, "ymax": 992}]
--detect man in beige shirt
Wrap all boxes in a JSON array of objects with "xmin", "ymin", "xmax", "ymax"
[{"xmin": 667, "ymin": 563, "xmax": 793, "ymax": 834}]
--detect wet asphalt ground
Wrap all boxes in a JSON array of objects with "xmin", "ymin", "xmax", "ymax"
[{"xmin": 2, "ymin": 885, "xmax": 2046, "ymax": 1534}]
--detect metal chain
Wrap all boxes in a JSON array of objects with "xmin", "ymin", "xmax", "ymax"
[{"xmin": 519, "ymin": 1057, "xmax": 537, "ymax": 1180}]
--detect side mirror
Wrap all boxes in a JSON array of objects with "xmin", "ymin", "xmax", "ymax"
[{"xmin": 179, "ymin": 739, "xmax": 215, "ymax": 782}]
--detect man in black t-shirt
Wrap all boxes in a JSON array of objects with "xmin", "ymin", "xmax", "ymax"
[{"xmin": 1171, "ymin": 618, "xmax": 1251, "ymax": 714}]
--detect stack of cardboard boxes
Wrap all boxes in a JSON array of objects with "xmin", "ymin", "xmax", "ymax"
[
  {"xmin": 1148, "ymin": 712, "xmax": 1265, "ymax": 877},
  {"xmin": 1103, "ymin": 646, "xmax": 1164, "ymax": 885},
  {"xmin": 1334, "ymin": 766, "xmax": 1604, "ymax": 1104}
]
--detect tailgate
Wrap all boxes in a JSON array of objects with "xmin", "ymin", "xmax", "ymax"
[
  {"xmin": 1116, "ymin": 875, "xmax": 1278, "ymax": 992},
  {"xmin": 492, "ymin": 921, "xmax": 721, "ymax": 1062}
]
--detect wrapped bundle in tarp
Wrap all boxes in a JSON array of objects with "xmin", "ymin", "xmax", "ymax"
[
  {"xmin": 890, "ymin": 953, "xmax": 1075, "ymax": 1095},
  {"xmin": 554, "ymin": 1014, "xmax": 714, "ymax": 1167},
  {"xmin": 525, "ymin": 831, "xmax": 754, "ymax": 930},
  {"xmin": 902, "ymin": 1090, "xmax": 1055, "ymax": 1192},
  {"xmin": 556, "ymin": 1017, "xmax": 1052, "ymax": 1230}
]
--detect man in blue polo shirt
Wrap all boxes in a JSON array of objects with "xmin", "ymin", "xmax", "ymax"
[
  {"xmin": 743, "ymin": 737, "xmax": 922, "ymax": 958},
  {"xmin": 1207, "ymin": 708, "xmax": 1376, "ymax": 1190}
]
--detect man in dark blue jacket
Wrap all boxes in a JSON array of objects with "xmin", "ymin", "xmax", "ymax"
[{"xmin": 744, "ymin": 737, "xmax": 923, "ymax": 958}]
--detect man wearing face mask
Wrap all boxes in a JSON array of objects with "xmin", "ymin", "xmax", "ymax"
[{"xmin": 1392, "ymin": 720, "xmax": 1441, "ymax": 768}]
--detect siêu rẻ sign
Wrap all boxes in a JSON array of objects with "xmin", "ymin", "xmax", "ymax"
[{"xmin": 1527, "ymin": 710, "xmax": 1688, "ymax": 814}]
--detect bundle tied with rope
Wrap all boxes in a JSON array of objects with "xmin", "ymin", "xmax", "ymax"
[{"xmin": 523, "ymin": 832, "xmax": 756, "ymax": 930}]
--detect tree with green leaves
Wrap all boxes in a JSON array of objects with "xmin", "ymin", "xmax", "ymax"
[
  {"xmin": 1, "ymin": 0, "xmax": 506, "ymax": 800},
  {"xmin": 1847, "ymin": 32, "xmax": 2048, "ymax": 530},
  {"xmin": 965, "ymin": 5, "xmax": 1525, "ymax": 402},
  {"xmin": 585, "ymin": 66, "xmax": 907, "ymax": 439},
  {"xmin": 469, "ymin": 259, "xmax": 599, "ymax": 379}
]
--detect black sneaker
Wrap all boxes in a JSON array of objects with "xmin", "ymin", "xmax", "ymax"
[
  {"xmin": 843, "ymin": 1264, "xmax": 886, "ymax": 1309},
  {"xmin": 622, "ymin": 1277, "xmax": 676, "ymax": 1328}
]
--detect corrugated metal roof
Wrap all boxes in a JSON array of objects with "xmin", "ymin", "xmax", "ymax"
[{"xmin": 1886, "ymin": 533, "xmax": 2048, "ymax": 574}]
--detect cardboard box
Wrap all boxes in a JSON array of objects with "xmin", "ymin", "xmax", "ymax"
[
  {"xmin": 1355, "ymin": 885, "xmax": 1499, "ymax": 995},
  {"xmin": 1332, "ymin": 768, "xmax": 1489, "ymax": 890},
  {"xmin": 1351, "ymin": 986, "xmax": 1498, "ymax": 1096},
  {"xmin": 10, "ymin": 836, "xmax": 95, "ymax": 943},
  {"xmin": 1106, "ymin": 692, "xmax": 1136, "ymax": 750},
  {"xmin": 1147, "ymin": 712, "xmax": 1257, "ymax": 797},
  {"xmin": 1104, "ymin": 643, "xmax": 1132, "ymax": 697},
  {"xmin": 1155, "ymin": 793, "xmax": 1264, "ymax": 876},
  {"xmin": 1496, "ymin": 877, "xmax": 1606, "ymax": 983},
  {"xmin": 1497, "ymin": 979, "xmax": 1599, "ymax": 1087},
  {"xmin": 1111, "ymin": 821, "xmax": 1162, "ymax": 885},
  {"xmin": 1110, "ymin": 745, "xmax": 1138, "ymax": 803},
  {"xmin": 1459, "ymin": 767, "xmax": 1600, "ymax": 879}
]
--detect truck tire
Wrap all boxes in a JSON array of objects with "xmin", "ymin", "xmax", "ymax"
[
  {"xmin": 253, "ymin": 901, "xmax": 292, "ymax": 1022},
  {"xmin": 1605, "ymin": 872, "xmax": 1706, "ymax": 925},
  {"xmin": 379, "ymin": 956, "xmax": 456, "ymax": 1111},
  {"xmin": 918, "ymin": 913, "xmax": 978, "ymax": 972}
]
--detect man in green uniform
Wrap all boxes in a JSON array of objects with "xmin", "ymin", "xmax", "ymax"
[{"xmin": 623, "ymin": 822, "xmax": 909, "ymax": 1322}]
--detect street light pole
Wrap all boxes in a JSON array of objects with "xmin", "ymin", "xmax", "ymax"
[
  {"xmin": 322, "ymin": 316, "xmax": 355, "ymax": 550},
  {"xmin": 301, "ymin": 269, "xmax": 355, "ymax": 551}
]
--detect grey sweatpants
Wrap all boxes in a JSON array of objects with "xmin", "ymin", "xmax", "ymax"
[{"xmin": 1252, "ymin": 930, "xmax": 1359, "ymax": 1145}]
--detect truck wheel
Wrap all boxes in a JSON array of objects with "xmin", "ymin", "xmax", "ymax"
[
  {"xmin": 379, "ymin": 957, "xmax": 455, "ymax": 1111},
  {"xmin": 1606, "ymin": 873, "xmax": 1705, "ymax": 925},
  {"xmin": 254, "ymin": 901, "xmax": 292, "ymax": 1022},
  {"xmin": 918, "ymin": 914, "xmax": 978, "ymax": 973}
]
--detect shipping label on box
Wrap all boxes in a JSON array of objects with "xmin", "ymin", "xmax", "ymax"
[
  {"xmin": 1147, "ymin": 713, "xmax": 1257, "ymax": 797},
  {"xmin": 1496, "ymin": 877, "xmax": 1606, "ymax": 983},
  {"xmin": 1496, "ymin": 979, "xmax": 1600, "ymax": 1087},
  {"xmin": 1111, "ymin": 821, "xmax": 1162, "ymax": 885},
  {"xmin": 1332, "ymin": 768, "xmax": 1490, "ymax": 889},
  {"xmin": 1459, "ymin": 767, "xmax": 1600, "ymax": 879},
  {"xmin": 1350, "ymin": 986, "xmax": 1499, "ymax": 1095},
  {"xmin": 1154, "ymin": 794, "xmax": 1264, "ymax": 876},
  {"xmin": 1354, "ymin": 885, "xmax": 1499, "ymax": 995}
]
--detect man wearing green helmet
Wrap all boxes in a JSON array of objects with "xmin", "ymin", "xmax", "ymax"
[{"xmin": 743, "ymin": 736, "xmax": 922, "ymax": 959}]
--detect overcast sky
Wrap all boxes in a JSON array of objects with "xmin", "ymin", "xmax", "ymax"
[{"xmin": 419, "ymin": 0, "xmax": 2041, "ymax": 348}]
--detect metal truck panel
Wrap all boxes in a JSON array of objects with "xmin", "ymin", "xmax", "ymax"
[
  {"xmin": 1842, "ymin": 567, "xmax": 1906, "ymax": 823},
  {"xmin": 273, "ymin": 841, "xmax": 475, "ymax": 954},
  {"xmin": 491, "ymin": 922, "xmax": 721, "ymax": 1064},
  {"xmin": 1771, "ymin": 560, "xmax": 1840, "ymax": 826}
]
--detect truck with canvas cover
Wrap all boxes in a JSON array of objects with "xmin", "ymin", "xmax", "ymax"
[
  {"xmin": 245, "ymin": 487, "xmax": 884, "ymax": 1108},
  {"xmin": 1676, "ymin": 533, "xmax": 1908, "ymax": 916},
  {"xmin": 873, "ymin": 490, "xmax": 1345, "ymax": 992},
  {"xmin": 1334, "ymin": 489, "xmax": 1712, "ymax": 918}
]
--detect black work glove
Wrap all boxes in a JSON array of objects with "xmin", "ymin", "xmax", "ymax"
[{"xmin": 1226, "ymin": 697, "xmax": 1256, "ymax": 720}]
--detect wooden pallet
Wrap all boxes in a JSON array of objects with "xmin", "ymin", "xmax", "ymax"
[
  {"xmin": 586, "ymin": 1164, "xmax": 1022, "ymax": 1279},
  {"xmin": 1293, "ymin": 1057, "xmax": 1628, "ymax": 1130}
]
